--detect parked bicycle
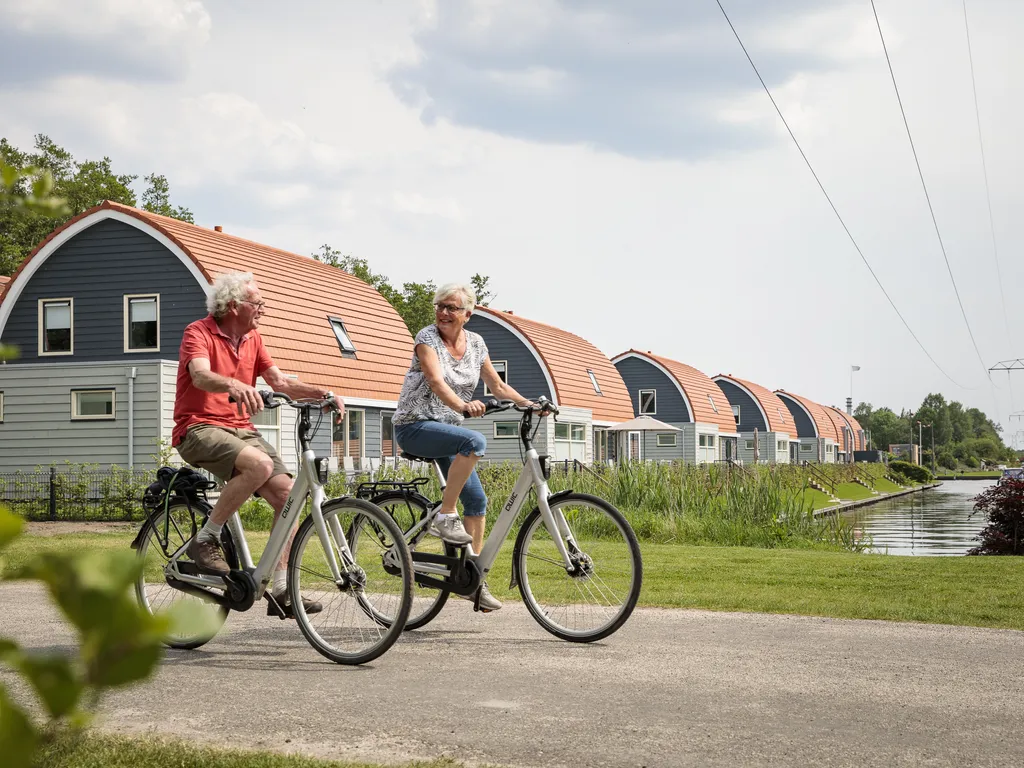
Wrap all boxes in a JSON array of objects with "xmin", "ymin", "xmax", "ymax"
[
  {"xmin": 131, "ymin": 391, "xmax": 414, "ymax": 665},
  {"xmin": 354, "ymin": 398, "xmax": 643, "ymax": 642}
]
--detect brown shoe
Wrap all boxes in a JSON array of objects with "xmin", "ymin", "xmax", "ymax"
[{"xmin": 188, "ymin": 537, "xmax": 230, "ymax": 576}]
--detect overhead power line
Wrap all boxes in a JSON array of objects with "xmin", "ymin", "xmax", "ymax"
[
  {"xmin": 989, "ymin": 359, "xmax": 1024, "ymax": 372},
  {"xmin": 713, "ymin": 0, "xmax": 970, "ymax": 390},
  {"xmin": 961, "ymin": 0, "xmax": 1012, "ymax": 345},
  {"xmin": 869, "ymin": 0, "xmax": 991, "ymax": 383}
]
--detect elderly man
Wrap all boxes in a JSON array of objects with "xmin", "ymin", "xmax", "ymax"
[{"xmin": 173, "ymin": 271, "xmax": 342, "ymax": 617}]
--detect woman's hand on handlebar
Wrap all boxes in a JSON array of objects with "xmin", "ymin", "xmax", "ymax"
[{"xmin": 462, "ymin": 399, "xmax": 487, "ymax": 418}]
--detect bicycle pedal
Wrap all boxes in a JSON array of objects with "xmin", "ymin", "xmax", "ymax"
[{"xmin": 265, "ymin": 592, "xmax": 288, "ymax": 620}]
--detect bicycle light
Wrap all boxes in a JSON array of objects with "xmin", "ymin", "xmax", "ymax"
[
  {"xmin": 538, "ymin": 454, "xmax": 551, "ymax": 480},
  {"xmin": 314, "ymin": 457, "xmax": 330, "ymax": 484}
]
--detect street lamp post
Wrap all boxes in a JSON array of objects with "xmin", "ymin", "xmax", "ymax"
[
  {"xmin": 916, "ymin": 420, "xmax": 923, "ymax": 466},
  {"xmin": 923, "ymin": 423, "xmax": 934, "ymax": 474}
]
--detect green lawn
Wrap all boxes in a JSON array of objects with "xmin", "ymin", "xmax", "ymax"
[
  {"xmin": 38, "ymin": 732, "xmax": 465, "ymax": 768},
  {"xmin": 872, "ymin": 477, "xmax": 904, "ymax": 493},
  {"xmin": 834, "ymin": 482, "xmax": 874, "ymax": 502},
  {"xmin": 799, "ymin": 487, "xmax": 836, "ymax": 510},
  {"xmin": 6, "ymin": 531, "xmax": 1024, "ymax": 631}
]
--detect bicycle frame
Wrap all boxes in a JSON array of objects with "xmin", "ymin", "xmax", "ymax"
[
  {"xmin": 162, "ymin": 397, "xmax": 355, "ymax": 602},
  {"xmin": 405, "ymin": 401, "xmax": 579, "ymax": 582}
]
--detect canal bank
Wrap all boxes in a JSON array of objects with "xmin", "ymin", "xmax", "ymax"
[{"xmin": 813, "ymin": 481, "xmax": 943, "ymax": 518}]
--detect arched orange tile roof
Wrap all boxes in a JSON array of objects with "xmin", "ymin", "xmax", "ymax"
[
  {"xmin": 475, "ymin": 307, "xmax": 634, "ymax": 424},
  {"xmin": 5, "ymin": 201, "xmax": 414, "ymax": 402},
  {"xmin": 822, "ymin": 406, "xmax": 865, "ymax": 451},
  {"xmin": 713, "ymin": 374, "xmax": 795, "ymax": 438},
  {"xmin": 612, "ymin": 350, "xmax": 737, "ymax": 433},
  {"xmin": 775, "ymin": 390, "xmax": 841, "ymax": 443}
]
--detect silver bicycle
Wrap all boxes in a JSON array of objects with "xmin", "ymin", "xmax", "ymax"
[
  {"xmin": 132, "ymin": 391, "xmax": 414, "ymax": 665},
  {"xmin": 356, "ymin": 398, "xmax": 643, "ymax": 643}
]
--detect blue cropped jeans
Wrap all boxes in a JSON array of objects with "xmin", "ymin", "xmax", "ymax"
[{"xmin": 393, "ymin": 419, "xmax": 488, "ymax": 516}]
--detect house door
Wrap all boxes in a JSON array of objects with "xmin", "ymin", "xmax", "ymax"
[
  {"xmin": 381, "ymin": 412, "xmax": 396, "ymax": 458},
  {"xmin": 628, "ymin": 431, "xmax": 642, "ymax": 461},
  {"xmin": 723, "ymin": 437, "xmax": 735, "ymax": 462}
]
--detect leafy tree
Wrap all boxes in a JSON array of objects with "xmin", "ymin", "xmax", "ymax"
[
  {"xmin": 1, "ymin": 135, "xmax": 191, "ymax": 275},
  {"xmin": 140, "ymin": 174, "xmax": 194, "ymax": 223},
  {"xmin": 471, "ymin": 273, "xmax": 494, "ymax": 307}
]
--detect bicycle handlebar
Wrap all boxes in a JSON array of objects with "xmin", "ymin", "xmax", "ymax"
[
  {"xmin": 465, "ymin": 396, "xmax": 559, "ymax": 417},
  {"xmin": 229, "ymin": 390, "xmax": 341, "ymax": 412}
]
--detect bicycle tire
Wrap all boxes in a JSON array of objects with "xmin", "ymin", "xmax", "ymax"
[
  {"xmin": 366, "ymin": 490, "xmax": 452, "ymax": 630},
  {"xmin": 288, "ymin": 497, "xmax": 414, "ymax": 665},
  {"xmin": 133, "ymin": 501, "xmax": 230, "ymax": 650},
  {"xmin": 514, "ymin": 492, "xmax": 642, "ymax": 643}
]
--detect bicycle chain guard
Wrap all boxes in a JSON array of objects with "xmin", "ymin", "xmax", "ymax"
[{"xmin": 411, "ymin": 548, "xmax": 481, "ymax": 596}]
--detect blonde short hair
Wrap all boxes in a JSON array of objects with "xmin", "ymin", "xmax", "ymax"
[
  {"xmin": 207, "ymin": 271, "xmax": 256, "ymax": 318},
  {"xmin": 433, "ymin": 282, "xmax": 476, "ymax": 313}
]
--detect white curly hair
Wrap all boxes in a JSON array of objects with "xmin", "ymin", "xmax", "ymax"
[
  {"xmin": 433, "ymin": 282, "xmax": 476, "ymax": 313},
  {"xmin": 207, "ymin": 271, "xmax": 257, "ymax": 318}
]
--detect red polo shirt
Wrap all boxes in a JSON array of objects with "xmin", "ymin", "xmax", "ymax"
[{"xmin": 172, "ymin": 315, "xmax": 275, "ymax": 445}]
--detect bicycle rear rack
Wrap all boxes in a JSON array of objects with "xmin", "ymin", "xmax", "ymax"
[{"xmin": 354, "ymin": 476, "xmax": 430, "ymax": 500}]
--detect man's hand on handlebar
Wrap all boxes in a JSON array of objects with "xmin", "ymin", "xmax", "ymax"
[{"xmin": 226, "ymin": 380, "xmax": 263, "ymax": 416}]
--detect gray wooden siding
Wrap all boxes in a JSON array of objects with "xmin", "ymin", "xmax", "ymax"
[
  {"xmin": 737, "ymin": 432, "xmax": 789, "ymax": 465},
  {"xmin": 1, "ymin": 219, "xmax": 208, "ymax": 362},
  {"xmin": 779, "ymin": 396, "xmax": 816, "ymax": 438},
  {"xmin": 613, "ymin": 357, "xmax": 691, "ymax": 421},
  {"xmin": 714, "ymin": 380, "xmax": 767, "ymax": 433},
  {"xmin": 641, "ymin": 428, "xmax": 686, "ymax": 461},
  {"xmin": 0, "ymin": 361, "xmax": 164, "ymax": 471},
  {"xmin": 466, "ymin": 315, "xmax": 553, "ymax": 402},
  {"xmin": 461, "ymin": 406, "xmax": 593, "ymax": 465}
]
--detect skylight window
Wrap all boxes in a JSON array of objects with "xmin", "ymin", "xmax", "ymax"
[
  {"xmin": 328, "ymin": 317, "xmax": 357, "ymax": 358},
  {"xmin": 707, "ymin": 394, "xmax": 718, "ymax": 413},
  {"xmin": 587, "ymin": 369, "xmax": 602, "ymax": 395}
]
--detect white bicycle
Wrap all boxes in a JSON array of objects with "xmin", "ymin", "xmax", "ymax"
[
  {"xmin": 132, "ymin": 391, "xmax": 414, "ymax": 665},
  {"xmin": 355, "ymin": 398, "xmax": 643, "ymax": 643}
]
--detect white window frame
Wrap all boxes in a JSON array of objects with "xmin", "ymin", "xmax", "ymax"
[
  {"xmin": 250, "ymin": 404, "xmax": 282, "ymax": 452},
  {"xmin": 800, "ymin": 443, "xmax": 813, "ymax": 453},
  {"xmin": 638, "ymin": 389, "xmax": 657, "ymax": 415},
  {"xmin": 587, "ymin": 369, "xmax": 602, "ymax": 395},
  {"xmin": 485, "ymin": 360, "xmax": 507, "ymax": 397},
  {"xmin": 555, "ymin": 422, "xmax": 587, "ymax": 443},
  {"xmin": 707, "ymin": 394, "xmax": 718, "ymax": 413},
  {"xmin": 656, "ymin": 433, "xmax": 676, "ymax": 447},
  {"xmin": 493, "ymin": 421, "xmax": 519, "ymax": 439},
  {"xmin": 777, "ymin": 440, "xmax": 787, "ymax": 453},
  {"xmin": 732, "ymin": 405, "xmax": 741, "ymax": 425},
  {"xmin": 71, "ymin": 388, "xmax": 115, "ymax": 421},
  {"xmin": 328, "ymin": 316, "xmax": 357, "ymax": 357},
  {"xmin": 123, "ymin": 293, "xmax": 160, "ymax": 353},
  {"xmin": 745, "ymin": 439, "xmax": 755, "ymax": 450},
  {"xmin": 38, "ymin": 297, "xmax": 74, "ymax": 356}
]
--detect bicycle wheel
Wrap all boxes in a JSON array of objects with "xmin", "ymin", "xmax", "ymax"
[
  {"xmin": 515, "ymin": 493, "xmax": 642, "ymax": 643},
  {"xmin": 288, "ymin": 497, "xmax": 413, "ymax": 665},
  {"xmin": 367, "ymin": 491, "xmax": 451, "ymax": 630},
  {"xmin": 133, "ymin": 502, "xmax": 229, "ymax": 649}
]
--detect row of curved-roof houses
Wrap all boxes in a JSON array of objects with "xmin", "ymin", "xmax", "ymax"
[{"xmin": 0, "ymin": 202, "xmax": 864, "ymax": 472}]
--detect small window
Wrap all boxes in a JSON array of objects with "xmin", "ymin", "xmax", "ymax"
[
  {"xmin": 657, "ymin": 433, "xmax": 676, "ymax": 447},
  {"xmin": 39, "ymin": 298, "xmax": 73, "ymax": 355},
  {"xmin": 698, "ymin": 434, "xmax": 717, "ymax": 447},
  {"xmin": 732, "ymin": 405, "xmax": 741, "ymax": 425},
  {"xmin": 800, "ymin": 443, "xmax": 813, "ymax": 452},
  {"xmin": 777, "ymin": 407, "xmax": 787, "ymax": 424},
  {"xmin": 745, "ymin": 439, "xmax": 755, "ymax": 450},
  {"xmin": 494, "ymin": 421, "xmax": 518, "ymax": 439},
  {"xmin": 639, "ymin": 389, "xmax": 656, "ymax": 415},
  {"xmin": 777, "ymin": 440, "xmax": 787, "ymax": 452},
  {"xmin": 707, "ymin": 394, "xmax": 718, "ymax": 413},
  {"xmin": 587, "ymin": 369, "xmax": 602, "ymax": 395},
  {"xmin": 328, "ymin": 317, "xmax": 357, "ymax": 357},
  {"xmin": 71, "ymin": 389, "xmax": 115, "ymax": 420},
  {"xmin": 251, "ymin": 405, "xmax": 281, "ymax": 451},
  {"xmin": 124, "ymin": 294, "xmax": 160, "ymax": 352},
  {"xmin": 555, "ymin": 422, "xmax": 586, "ymax": 442},
  {"xmin": 571, "ymin": 424, "xmax": 585, "ymax": 442},
  {"xmin": 555, "ymin": 422, "xmax": 570, "ymax": 441},
  {"xmin": 486, "ymin": 360, "xmax": 507, "ymax": 397}
]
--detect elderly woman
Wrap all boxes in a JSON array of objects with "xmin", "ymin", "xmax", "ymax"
[{"xmin": 393, "ymin": 282, "xmax": 534, "ymax": 612}]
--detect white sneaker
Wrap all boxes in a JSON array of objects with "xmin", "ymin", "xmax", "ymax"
[
  {"xmin": 454, "ymin": 581, "xmax": 503, "ymax": 612},
  {"xmin": 429, "ymin": 514, "xmax": 473, "ymax": 546}
]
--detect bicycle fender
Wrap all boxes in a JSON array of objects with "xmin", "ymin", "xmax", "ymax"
[{"xmin": 509, "ymin": 489, "xmax": 574, "ymax": 590}]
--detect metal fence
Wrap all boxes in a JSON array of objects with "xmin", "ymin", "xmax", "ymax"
[{"xmin": 0, "ymin": 468, "xmax": 157, "ymax": 521}]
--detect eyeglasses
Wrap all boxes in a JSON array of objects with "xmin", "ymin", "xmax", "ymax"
[
  {"xmin": 240, "ymin": 300, "xmax": 267, "ymax": 311},
  {"xmin": 434, "ymin": 303, "xmax": 465, "ymax": 314}
]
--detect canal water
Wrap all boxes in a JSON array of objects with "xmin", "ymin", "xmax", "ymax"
[{"xmin": 845, "ymin": 480, "xmax": 994, "ymax": 556}]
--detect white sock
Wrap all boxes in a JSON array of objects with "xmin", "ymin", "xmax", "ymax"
[
  {"xmin": 273, "ymin": 569, "xmax": 287, "ymax": 596},
  {"xmin": 436, "ymin": 512, "xmax": 458, "ymax": 521},
  {"xmin": 197, "ymin": 519, "xmax": 223, "ymax": 544}
]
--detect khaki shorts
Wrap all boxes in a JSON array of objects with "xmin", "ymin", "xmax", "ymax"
[{"xmin": 176, "ymin": 424, "xmax": 290, "ymax": 484}]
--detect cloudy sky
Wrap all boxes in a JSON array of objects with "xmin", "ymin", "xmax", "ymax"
[{"xmin": 3, "ymin": 0, "xmax": 1022, "ymax": 445}]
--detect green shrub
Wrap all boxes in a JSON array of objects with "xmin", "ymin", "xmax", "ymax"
[
  {"xmin": 968, "ymin": 478, "xmax": 1024, "ymax": 555},
  {"xmin": 888, "ymin": 460, "xmax": 932, "ymax": 484}
]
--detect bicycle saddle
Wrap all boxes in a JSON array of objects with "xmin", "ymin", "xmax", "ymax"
[{"xmin": 399, "ymin": 452, "xmax": 436, "ymax": 464}]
